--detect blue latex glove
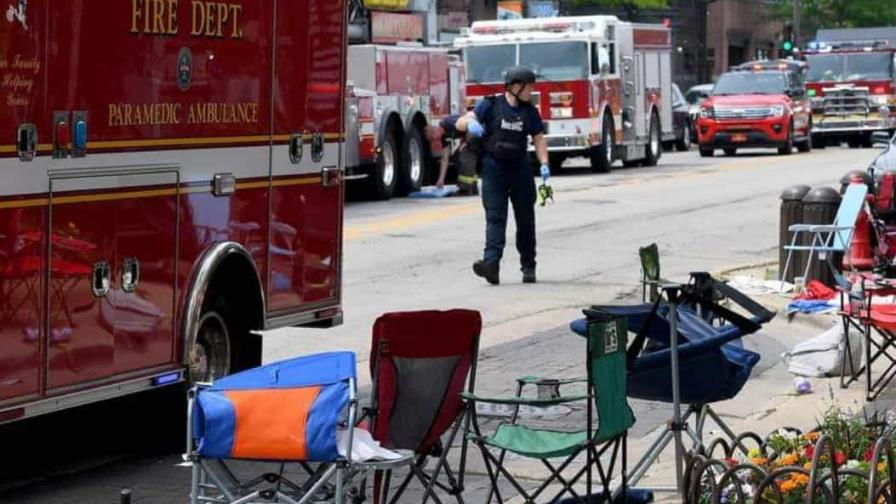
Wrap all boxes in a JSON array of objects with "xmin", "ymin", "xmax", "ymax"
[
  {"xmin": 540, "ymin": 164, "xmax": 550, "ymax": 181},
  {"xmin": 467, "ymin": 119, "xmax": 485, "ymax": 138}
]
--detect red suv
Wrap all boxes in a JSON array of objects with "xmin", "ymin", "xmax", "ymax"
[{"xmin": 697, "ymin": 69, "xmax": 812, "ymax": 157}]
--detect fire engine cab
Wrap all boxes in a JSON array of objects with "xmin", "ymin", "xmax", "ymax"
[
  {"xmin": 0, "ymin": 0, "xmax": 345, "ymax": 423},
  {"xmin": 455, "ymin": 15, "xmax": 674, "ymax": 172},
  {"xmin": 804, "ymin": 27, "xmax": 896, "ymax": 147}
]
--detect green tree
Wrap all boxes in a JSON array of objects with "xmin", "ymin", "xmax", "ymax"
[
  {"xmin": 769, "ymin": 0, "xmax": 896, "ymax": 42},
  {"xmin": 565, "ymin": 0, "xmax": 669, "ymax": 19}
]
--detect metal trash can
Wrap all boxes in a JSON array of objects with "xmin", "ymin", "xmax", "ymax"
[
  {"xmin": 840, "ymin": 169, "xmax": 874, "ymax": 194},
  {"xmin": 779, "ymin": 185, "xmax": 811, "ymax": 283},
  {"xmin": 801, "ymin": 186, "xmax": 842, "ymax": 287}
]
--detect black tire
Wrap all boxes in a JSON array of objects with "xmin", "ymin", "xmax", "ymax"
[
  {"xmin": 778, "ymin": 123, "xmax": 793, "ymax": 155},
  {"xmin": 398, "ymin": 126, "xmax": 426, "ymax": 194},
  {"xmin": 723, "ymin": 147, "xmax": 737, "ymax": 157},
  {"xmin": 675, "ymin": 121, "xmax": 692, "ymax": 151},
  {"xmin": 699, "ymin": 146, "xmax": 714, "ymax": 157},
  {"xmin": 622, "ymin": 159, "xmax": 642, "ymax": 168},
  {"xmin": 643, "ymin": 112, "xmax": 662, "ymax": 167},
  {"xmin": 187, "ymin": 310, "xmax": 231, "ymax": 384},
  {"xmin": 369, "ymin": 129, "xmax": 398, "ymax": 200},
  {"xmin": 848, "ymin": 137, "xmax": 862, "ymax": 149},
  {"xmin": 590, "ymin": 114, "xmax": 614, "ymax": 173},
  {"xmin": 812, "ymin": 134, "xmax": 826, "ymax": 149},
  {"xmin": 549, "ymin": 153, "xmax": 566, "ymax": 172},
  {"xmin": 796, "ymin": 130, "xmax": 812, "ymax": 153}
]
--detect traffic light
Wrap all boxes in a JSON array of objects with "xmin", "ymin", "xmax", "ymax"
[{"xmin": 781, "ymin": 22, "xmax": 794, "ymax": 57}]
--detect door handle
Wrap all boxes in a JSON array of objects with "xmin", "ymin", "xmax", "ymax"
[
  {"xmin": 289, "ymin": 133, "xmax": 303, "ymax": 164},
  {"xmin": 121, "ymin": 257, "xmax": 140, "ymax": 293},
  {"xmin": 91, "ymin": 261, "xmax": 111, "ymax": 298},
  {"xmin": 17, "ymin": 123, "xmax": 37, "ymax": 161},
  {"xmin": 311, "ymin": 132, "xmax": 325, "ymax": 162},
  {"xmin": 321, "ymin": 166, "xmax": 341, "ymax": 188}
]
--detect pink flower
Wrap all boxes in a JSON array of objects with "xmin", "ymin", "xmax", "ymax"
[{"xmin": 835, "ymin": 451, "xmax": 847, "ymax": 466}]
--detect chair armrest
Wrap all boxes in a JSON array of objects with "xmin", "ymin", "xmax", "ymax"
[
  {"xmin": 515, "ymin": 375, "xmax": 587, "ymax": 386},
  {"xmin": 807, "ymin": 225, "xmax": 853, "ymax": 232},
  {"xmin": 460, "ymin": 391, "xmax": 586, "ymax": 407},
  {"xmin": 787, "ymin": 224, "xmax": 813, "ymax": 231}
]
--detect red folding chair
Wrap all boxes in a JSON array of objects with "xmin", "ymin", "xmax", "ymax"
[
  {"xmin": 366, "ymin": 309, "xmax": 481, "ymax": 504},
  {"xmin": 838, "ymin": 274, "xmax": 896, "ymax": 401}
]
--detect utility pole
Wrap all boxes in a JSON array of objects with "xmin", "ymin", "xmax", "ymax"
[{"xmin": 793, "ymin": 0, "xmax": 801, "ymax": 47}]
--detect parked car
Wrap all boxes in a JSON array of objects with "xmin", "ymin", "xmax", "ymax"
[
  {"xmin": 664, "ymin": 83, "xmax": 693, "ymax": 151},
  {"xmin": 697, "ymin": 69, "xmax": 812, "ymax": 157},
  {"xmin": 685, "ymin": 84, "xmax": 713, "ymax": 136},
  {"xmin": 870, "ymin": 131, "xmax": 896, "ymax": 172}
]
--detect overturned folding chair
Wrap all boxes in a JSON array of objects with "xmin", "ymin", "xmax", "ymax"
[
  {"xmin": 781, "ymin": 182, "xmax": 868, "ymax": 286},
  {"xmin": 366, "ymin": 309, "xmax": 482, "ymax": 504},
  {"xmin": 465, "ymin": 313, "xmax": 635, "ymax": 503},
  {"xmin": 578, "ymin": 283, "xmax": 768, "ymax": 493},
  {"xmin": 186, "ymin": 351, "xmax": 412, "ymax": 504}
]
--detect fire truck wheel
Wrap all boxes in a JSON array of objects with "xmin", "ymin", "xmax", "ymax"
[
  {"xmin": 812, "ymin": 134, "xmax": 827, "ymax": 149},
  {"xmin": 590, "ymin": 115, "xmax": 615, "ymax": 173},
  {"xmin": 699, "ymin": 146, "xmax": 714, "ymax": 157},
  {"xmin": 188, "ymin": 311, "xmax": 231, "ymax": 384},
  {"xmin": 642, "ymin": 112, "xmax": 661, "ymax": 167},
  {"xmin": 399, "ymin": 127, "xmax": 426, "ymax": 194},
  {"xmin": 370, "ymin": 130, "xmax": 399, "ymax": 200},
  {"xmin": 778, "ymin": 123, "xmax": 794, "ymax": 155},
  {"xmin": 675, "ymin": 122, "xmax": 692, "ymax": 151}
]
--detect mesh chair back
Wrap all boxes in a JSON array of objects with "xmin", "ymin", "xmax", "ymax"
[
  {"xmin": 587, "ymin": 317, "xmax": 635, "ymax": 441},
  {"xmin": 639, "ymin": 243, "xmax": 661, "ymax": 301},
  {"xmin": 833, "ymin": 184, "xmax": 868, "ymax": 251},
  {"xmin": 370, "ymin": 309, "xmax": 481, "ymax": 453},
  {"xmin": 192, "ymin": 352, "xmax": 354, "ymax": 462}
]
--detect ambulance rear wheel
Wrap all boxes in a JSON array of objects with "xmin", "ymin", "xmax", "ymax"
[
  {"xmin": 369, "ymin": 131, "xmax": 398, "ymax": 200},
  {"xmin": 643, "ymin": 112, "xmax": 661, "ymax": 167},
  {"xmin": 188, "ymin": 311, "xmax": 231, "ymax": 384},
  {"xmin": 399, "ymin": 127, "xmax": 426, "ymax": 194},
  {"xmin": 590, "ymin": 115, "xmax": 614, "ymax": 173}
]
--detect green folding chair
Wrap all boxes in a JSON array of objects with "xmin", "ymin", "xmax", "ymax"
[
  {"xmin": 463, "ymin": 315, "xmax": 635, "ymax": 503},
  {"xmin": 640, "ymin": 243, "xmax": 664, "ymax": 303}
]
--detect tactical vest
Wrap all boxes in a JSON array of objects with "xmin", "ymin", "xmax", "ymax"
[{"xmin": 484, "ymin": 96, "xmax": 533, "ymax": 162}]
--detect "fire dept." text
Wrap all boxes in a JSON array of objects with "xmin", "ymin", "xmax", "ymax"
[{"xmin": 130, "ymin": 0, "xmax": 244, "ymax": 39}]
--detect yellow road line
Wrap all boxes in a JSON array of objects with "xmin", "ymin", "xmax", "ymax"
[{"xmin": 345, "ymin": 203, "xmax": 480, "ymax": 241}]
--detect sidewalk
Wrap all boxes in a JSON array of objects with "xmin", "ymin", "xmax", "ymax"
[{"xmin": 3, "ymin": 267, "xmax": 895, "ymax": 503}]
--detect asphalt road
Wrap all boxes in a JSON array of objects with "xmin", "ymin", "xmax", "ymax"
[{"xmin": 0, "ymin": 144, "xmax": 882, "ymax": 503}]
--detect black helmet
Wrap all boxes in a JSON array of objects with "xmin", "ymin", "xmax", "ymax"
[{"xmin": 504, "ymin": 66, "xmax": 536, "ymax": 86}]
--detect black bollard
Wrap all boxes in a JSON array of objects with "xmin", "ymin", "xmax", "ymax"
[{"xmin": 120, "ymin": 488, "xmax": 132, "ymax": 504}]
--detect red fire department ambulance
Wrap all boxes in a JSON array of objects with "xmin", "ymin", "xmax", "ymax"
[
  {"xmin": 804, "ymin": 28, "xmax": 896, "ymax": 147},
  {"xmin": 0, "ymin": 0, "xmax": 345, "ymax": 423},
  {"xmin": 455, "ymin": 15, "xmax": 674, "ymax": 172},
  {"xmin": 344, "ymin": 44, "xmax": 466, "ymax": 200}
]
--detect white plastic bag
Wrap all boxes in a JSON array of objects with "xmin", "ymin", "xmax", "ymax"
[
  {"xmin": 783, "ymin": 322, "xmax": 863, "ymax": 377},
  {"xmin": 337, "ymin": 428, "xmax": 403, "ymax": 461}
]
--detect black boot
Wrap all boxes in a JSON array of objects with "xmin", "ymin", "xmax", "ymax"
[
  {"xmin": 473, "ymin": 260, "xmax": 500, "ymax": 285},
  {"xmin": 522, "ymin": 267, "xmax": 536, "ymax": 284}
]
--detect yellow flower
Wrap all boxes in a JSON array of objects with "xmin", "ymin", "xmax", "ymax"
[
  {"xmin": 751, "ymin": 457, "xmax": 769, "ymax": 466},
  {"xmin": 748, "ymin": 448, "xmax": 762, "ymax": 459},
  {"xmin": 780, "ymin": 453, "xmax": 800, "ymax": 466},
  {"xmin": 805, "ymin": 431, "xmax": 820, "ymax": 442},
  {"xmin": 878, "ymin": 462, "xmax": 888, "ymax": 473}
]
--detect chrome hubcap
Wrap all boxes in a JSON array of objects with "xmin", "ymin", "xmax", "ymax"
[
  {"xmin": 382, "ymin": 142, "xmax": 395, "ymax": 187},
  {"xmin": 409, "ymin": 137, "xmax": 422, "ymax": 183},
  {"xmin": 189, "ymin": 312, "xmax": 230, "ymax": 384}
]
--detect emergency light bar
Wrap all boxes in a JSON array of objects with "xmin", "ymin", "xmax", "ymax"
[
  {"xmin": 807, "ymin": 40, "xmax": 892, "ymax": 51},
  {"xmin": 469, "ymin": 19, "xmax": 597, "ymax": 36}
]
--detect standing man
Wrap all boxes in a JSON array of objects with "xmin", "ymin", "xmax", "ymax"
[{"xmin": 459, "ymin": 66, "xmax": 550, "ymax": 285}]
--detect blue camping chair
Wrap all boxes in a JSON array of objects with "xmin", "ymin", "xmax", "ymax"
[{"xmin": 185, "ymin": 352, "xmax": 412, "ymax": 504}]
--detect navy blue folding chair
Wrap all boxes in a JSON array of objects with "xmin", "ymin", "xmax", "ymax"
[{"xmin": 570, "ymin": 280, "xmax": 771, "ymax": 493}]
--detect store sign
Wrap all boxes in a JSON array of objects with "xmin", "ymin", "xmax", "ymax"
[
  {"xmin": 371, "ymin": 11, "xmax": 424, "ymax": 43},
  {"xmin": 528, "ymin": 0, "xmax": 558, "ymax": 18},
  {"xmin": 363, "ymin": 0, "xmax": 411, "ymax": 9},
  {"xmin": 443, "ymin": 11, "xmax": 469, "ymax": 30},
  {"xmin": 497, "ymin": 0, "xmax": 523, "ymax": 20}
]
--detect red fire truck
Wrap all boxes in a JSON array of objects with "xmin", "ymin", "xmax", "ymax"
[
  {"xmin": 454, "ymin": 15, "xmax": 674, "ymax": 172},
  {"xmin": 344, "ymin": 44, "xmax": 466, "ymax": 200},
  {"xmin": 0, "ymin": 0, "xmax": 345, "ymax": 423},
  {"xmin": 803, "ymin": 28, "xmax": 896, "ymax": 147}
]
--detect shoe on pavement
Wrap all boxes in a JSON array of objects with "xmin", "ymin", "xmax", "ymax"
[
  {"xmin": 522, "ymin": 268, "xmax": 536, "ymax": 284},
  {"xmin": 473, "ymin": 260, "xmax": 500, "ymax": 285}
]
